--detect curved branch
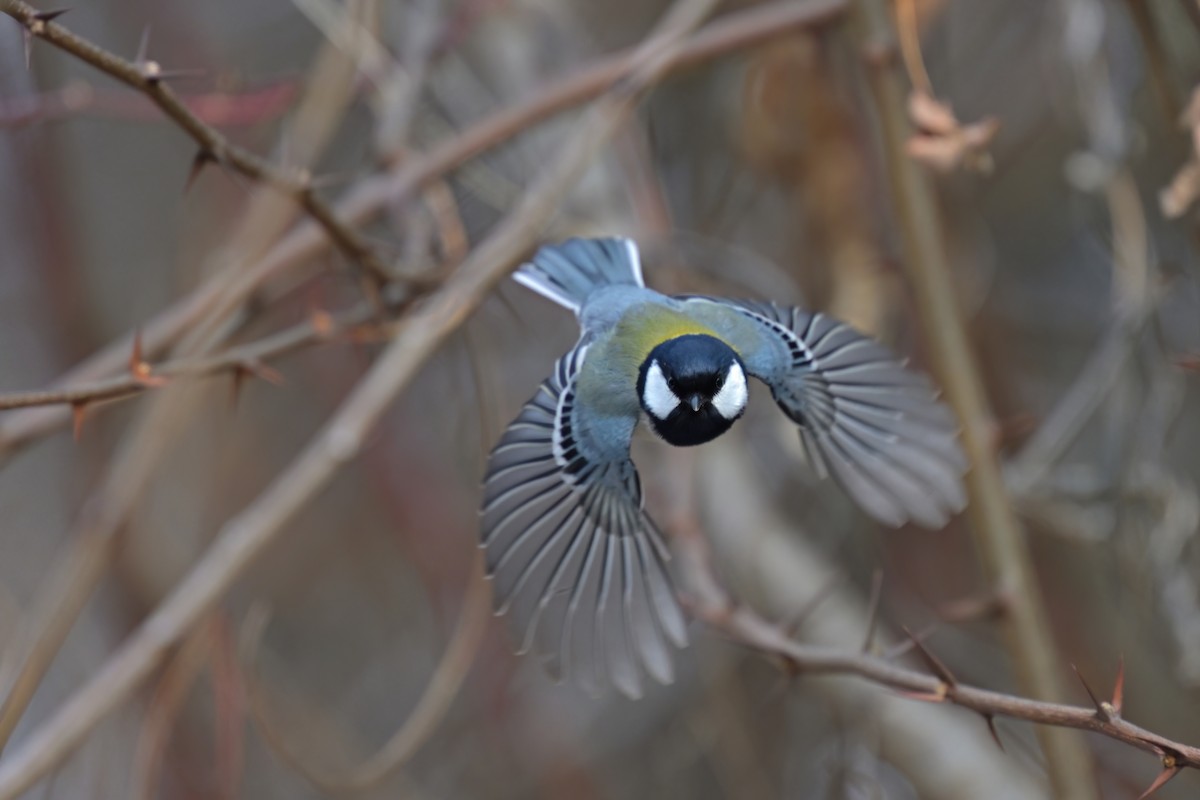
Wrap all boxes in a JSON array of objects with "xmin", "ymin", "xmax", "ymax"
[
  {"xmin": 850, "ymin": 0, "xmax": 1097, "ymax": 794},
  {"xmin": 0, "ymin": 0, "xmax": 848, "ymax": 460},
  {"xmin": 0, "ymin": 303, "xmax": 379, "ymax": 413},
  {"xmin": 0, "ymin": 0, "xmax": 725, "ymax": 792},
  {"xmin": 0, "ymin": 0, "xmax": 392, "ymax": 283},
  {"xmin": 240, "ymin": 553, "xmax": 490, "ymax": 794},
  {"xmin": 673, "ymin": 444, "xmax": 1200, "ymax": 794}
]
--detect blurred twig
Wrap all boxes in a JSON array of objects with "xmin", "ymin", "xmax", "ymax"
[
  {"xmin": 659, "ymin": 444, "xmax": 1045, "ymax": 799},
  {"xmin": 0, "ymin": 0, "xmax": 725, "ymax": 792},
  {"xmin": 131, "ymin": 618, "xmax": 217, "ymax": 800},
  {"xmin": 0, "ymin": 78, "xmax": 298, "ymax": 129},
  {"xmin": 674, "ymin": 468, "xmax": 1200, "ymax": 793},
  {"xmin": 1007, "ymin": 168, "xmax": 1153, "ymax": 496},
  {"xmin": 240, "ymin": 552, "xmax": 489, "ymax": 794},
  {"xmin": 0, "ymin": 3, "xmax": 847, "ymax": 780},
  {"xmin": 850, "ymin": 0, "xmax": 1099, "ymax": 796},
  {"xmin": 1122, "ymin": 0, "xmax": 1179, "ymax": 121},
  {"xmin": 0, "ymin": 303, "xmax": 381, "ymax": 413},
  {"xmin": 0, "ymin": 4, "xmax": 377, "ymax": 761},
  {"xmin": 1161, "ymin": 86, "xmax": 1200, "ymax": 219},
  {"xmin": 0, "ymin": 0, "xmax": 394, "ymax": 285},
  {"xmin": 0, "ymin": 0, "xmax": 848, "ymax": 462},
  {"xmin": 895, "ymin": 0, "xmax": 932, "ymax": 95}
]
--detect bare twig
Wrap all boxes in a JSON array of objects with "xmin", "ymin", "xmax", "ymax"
[
  {"xmin": 131, "ymin": 619, "xmax": 217, "ymax": 800},
  {"xmin": 683, "ymin": 444, "xmax": 1200, "ymax": 791},
  {"xmin": 850, "ymin": 0, "xmax": 1098, "ymax": 796},
  {"xmin": 0, "ymin": 303, "xmax": 379, "ymax": 413},
  {"xmin": 0, "ymin": 0, "xmax": 394, "ymax": 284},
  {"xmin": 1008, "ymin": 167, "xmax": 1153, "ymax": 497},
  {"xmin": 680, "ymin": 512, "xmax": 1200, "ymax": 773},
  {"xmin": 0, "ymin": 78, "xmax": 298, "ymax": 129},
  {"xmin": 895, "ymin": 0, "xmax": 932, "ymax": 95},
  {"xmin": 0, "ymin": 7, "xmax": 392, "ymax": 755},
  {"xmin": 0, "ymin": 1, "xmax": 847, "ymax": 779},
  {"xmin": 0, "ymin": 0, "xmax": 848, "ymax": 461},
  {"xmin": 0, "ymin": 299, "xmax": 376, "ymax": 412},
  {"xmin": 240, "ymin": 552, "xmax": 489, "ymax": 794},
  {"xmin": 0, "ymin": 0, "xmax": 726, "ymax": 793},
  {"xmin": 1122, "ymin": 0, "xmax": 1179, "ymax": 121},
  {"xmin": 687, "ymin": 448, "xmax": 1018, "ymax": 795}
]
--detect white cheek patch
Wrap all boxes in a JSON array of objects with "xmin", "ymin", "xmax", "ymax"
[
  {"xmin": 643, "ymin": 361, "xmax": 681, "ymax": 420},
  {"xmin": 712, "ymin": 362, "xmax": 748, "ymax": 420}
]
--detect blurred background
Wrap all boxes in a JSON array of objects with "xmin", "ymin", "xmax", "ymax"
[{"xmin": 2, "ymin": 0, "xmax": 1200, "ymax": 797}]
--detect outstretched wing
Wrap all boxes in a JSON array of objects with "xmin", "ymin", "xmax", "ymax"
[
  {"xmin": 481, "ymin": 345, "xmax": 688, "ymax": 698},
  {"xmin": 686, "ymin": 297, "xmax": 967, "ymax": 528}
]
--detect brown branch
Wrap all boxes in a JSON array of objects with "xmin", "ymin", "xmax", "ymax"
[
  {"xmin": 0, "ymin": 78, "xmax": 298, "ymax": 129},
  {"xmin": 0, "ymin": 14, "xmax": 388, "ymax": 755},
  {"xmin": 0, "ymin": 0, "xmax": 725, "ymax": 793},
  {"xmin": 849, "ymin": 0, "xmax": 1098, "ymax": 795},
  {"xmin": 676, "ymin": 523, "xmax": 1200, "ymax": 776},
  {"xmin": 0, "ymin": 303, "xmax": 380, "ymax": 413},
  {"xmin": 676, "ymin": 442, "xmax": 1200, "ymax": 794},
  {"xmin": 131, "ymin": 619, "xmax": 217, "ymax": 800},
  {"xmin": 0, "ymin": 0, "xmax": 392, "ymax": 284},
  {"xmin": 239, "ymin": 553, "xmax": 490, "ymax": 794},
  {"xmin": 0, "ymin": 1, "xmax": 849, "ymax": 778},
  {"xmin": 0, "ymin": 0, "xmax": 847, "ymax": 462}
]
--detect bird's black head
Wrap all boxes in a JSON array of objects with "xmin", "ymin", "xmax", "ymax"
[{"xmin": 637, "ymin": 334, "xmax": 749, "ymax": 447}]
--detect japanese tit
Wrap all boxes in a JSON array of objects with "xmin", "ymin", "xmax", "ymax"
[{"xmin": 481, "ymin": 237, "xmax": 967, "ymax": 698}]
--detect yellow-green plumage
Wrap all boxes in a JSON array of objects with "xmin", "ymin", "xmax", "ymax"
[{"xmin": 573, "ymin": 304, "xmax": 734, "ymax": 418}]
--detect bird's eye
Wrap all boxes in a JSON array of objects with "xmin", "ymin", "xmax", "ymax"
[
  {"xmin": 667, "ymin": 378, "xmax": 677, "ymax": 391},
  {"xmin": 715, "ymin": 375, "xmax": 724, "ymax": 389}
]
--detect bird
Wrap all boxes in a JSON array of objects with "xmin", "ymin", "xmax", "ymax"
[{"xmin": 480, "ymin": 237, "xmax": 967, "ymax": 698}]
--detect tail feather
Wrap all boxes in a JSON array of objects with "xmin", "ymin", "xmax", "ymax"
[{"xmin": 514, "ymin": 237, "xmax": 644, "ymax": 313}]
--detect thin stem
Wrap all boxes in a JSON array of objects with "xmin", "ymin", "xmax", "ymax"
[
  {"xmin": 849, "ymin": 0, "xmax": 1100, "ymax": 796},
  {"xmin": 681, "ymin": 532, "xmax": 1200, "ymax": 771},
  {"xmin": 0, "ymin": 0, "xmax": 392, "ymax": 284},
  {"xmin": 0, "ymin": 304, "xmax": 378, "ymax": 412},
  {"xmin": 0, "ymin": 0, "xmax": 727, "ymax": 792},
  {"xmin": 0, "ymin": 0, "xmax": 849, "ymax": 460}
]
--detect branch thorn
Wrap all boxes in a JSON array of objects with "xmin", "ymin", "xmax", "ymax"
[
  {"xmin": 895, "ymin": 683, "xmax": 949, "ymax": 703},
  {"xmin": 1111, "ymin": 655, "xmax": 1125, "ymax": 717},
  {"xmin": 26, "ymin": 7, "xmax": 67, "ymax": 38},
  {"xmin": 185, "ymin": 149, "xmax": 216, "ymax": 192},
  {"xmin": 31, "ymin": 9, "xmax": 70, "ymax": 23},
  {"xmin": 982, "ymin": 713, "xmax": 1004, "ymax": 752},
  {"xmin": 128, "ymin": 330, "xmax": 165, "ymax": 387},
  {"xmin": 1071, "ymin": 663, "xmax": 1117, "ymax": 723},
  {"xmin": 239, "ymin": 359, "xmax": 284, "ymax": 386},
  {"xmin": 309, "ymin": 308, "xmax": 335, "ymax": 338},
  {"xmin": 1137, "ymin": 759, "xmax": 1181, "ymax": 800},
  {"xmin": 71, "ymin": 402, "xmax": 87, "ymax": 441},
  {"xmin": 135, "ymin": 24, "xmax": 151, "ymax": 65},
  {"xmin": 902, "ymin": 626, "xmax": 957, "ymax": 687}
]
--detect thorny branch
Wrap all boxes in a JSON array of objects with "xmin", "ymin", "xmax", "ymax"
[
  {"xmin": 0, "ymin": 4, "xmax": 851, "ymax": 792},
  {"xmin": 8, "ymin": 1, "xmax": 1191, "ymax": 797},
  {"xmin": 0, "ymin": 78, "xmax": 298, "ymax": 129},
  {"xmin": 0, "ymin": 2, "xmax": 390, "ymax": 757},
  {"xmin": 238, "ymin": 553, "xmax": 490, "ymax": 794},
  {"xmin": 0, "ymin": 0, "xmax": 393, "ymax": 284},
  {"xmin": 0, "ymin": 0, "xmax": 732, "ymax": 793},
  {"xmin": 0, "ymin": 303, "xmax": 383, "ymax": 413},
  {"xmin": 851, "ymin": 0, "xmax": 1097, "ymax": 795},
  {"xmin": 671, "ymin": 512, "xmax": 1200, "ymax": 797},
  {"xmin": 0, "ymin": 0, "xmax": 850, "ymax": 461}
]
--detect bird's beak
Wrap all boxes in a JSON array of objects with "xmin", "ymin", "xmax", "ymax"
[{"xmin": 688, "ymin": 394, "xmax": 703, "ymax": 412}]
